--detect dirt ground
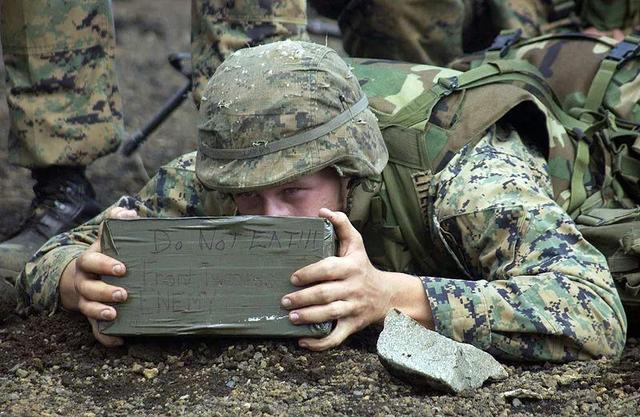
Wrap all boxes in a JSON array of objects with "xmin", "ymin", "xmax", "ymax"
[{"xmin": 1, "ymin": 1, "xmax": 639, "ymax": 416}]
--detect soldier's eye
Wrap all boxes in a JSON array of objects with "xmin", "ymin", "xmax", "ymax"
[
  {"xmin": 283, "ymin": 187, "xmax": 303, "ymax": 197},
  {"xmin": 235, "ymin": 191, "xmax": 258, "ymax": 199}
]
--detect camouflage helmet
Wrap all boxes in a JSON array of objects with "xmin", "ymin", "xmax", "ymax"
[{"xmin": 195, "ymin": 40, "xmax": 388, "ymax": 192}]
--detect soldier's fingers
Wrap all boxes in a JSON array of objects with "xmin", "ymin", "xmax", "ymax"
[
  {"xmin": 78, "ymin": 297, "xmax": 117, "ymax": 322},
  {"xmin": 106, "ymin": 207, "xmax": 138, "ymax": 220},
  {"xmin": 282, "ymin": 281, "xmax": 347, "ymax": 310},
  {"xmin": 291, "ymin": 256, "xmax": 352, "ymax": 286},
  {"xmin": 287, "ymin": 300, "xmax": 350, "ymax": 324},
  {"xmin": 318, "ymin": 208, "xmax": 363, "ymax": 255},
  {"xmin": 298, "ymin": 320, "xmax": 353, "ymax": 351},
  {"xmin": 92, "ymin": 208, "xmax": 139, "ymax": 252},
  {"xmin": 75, "ymin": 276, "xmax": 127, "ymax": 304},
  {"xmin": 88, "ymin": 318, "xmax": 124, "ymax": 348},
  {"xmin": 76, "ymin": 251, "xmax": 126, "ymax": 277}
]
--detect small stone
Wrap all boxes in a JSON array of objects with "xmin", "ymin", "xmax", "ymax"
[
  {"xmin": 15, "ymin": 368, "xmax": 28, "ymax": 378},
  {"xmin": 501, "ymin": 389, "xmax": 547, "ymax": 401},
  {"xmin": 131, "ymin": 363, "xmax": 143, "ymax": 374},
  {"xmin": 32, "ymin": 357, "xmax": 44, "ymax": 370},
  {"xmin": 512, "ymin": 398, "xmax": 522, "ymax": 407},
  {"xmin": 143, "ymin": 368, "xmax": 159, "ymax": 379},
  {"xmin": 377, "ymin": 310, "xmax": 508, "ymax": 393}
]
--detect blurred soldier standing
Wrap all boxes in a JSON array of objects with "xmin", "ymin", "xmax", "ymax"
[
  {"xmin": 193, "ymin": 0, "xmax": 640, "ymax": 82},
  {"xmin": 312, "ymin": 0, "xmax": 640, "ymax": 66},
  {"xmin": 0, "ymin": 0, "xmax": 308, "ymax": 289},
  {"xmin": 0, "ymin": 1, "xmax": 124, "ymax": 288}
]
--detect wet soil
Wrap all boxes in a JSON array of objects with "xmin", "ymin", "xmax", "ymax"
[{"xmin": 1, "ymin": 1, "xmax": 639, "ymax": 416}]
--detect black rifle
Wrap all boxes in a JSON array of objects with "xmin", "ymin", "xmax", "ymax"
[
  {"xmin": 120, "ymin": 52, "xmax": 192, "ymax": 156},
  {"xmin": 120, "ymin": 19, "xmax": 340, "ymax": 156}
]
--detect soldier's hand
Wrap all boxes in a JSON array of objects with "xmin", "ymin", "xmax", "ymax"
[
  {"xmin": 59, "ymin": 207, "xmax": 138, "ymax": 347},
  {"xmin": 583, "ymin": 27, "xmax": 625, "ymax": 41},
  {"xmin": 281, "ymin": 208, "xmax": 395, "ymax": 351}
]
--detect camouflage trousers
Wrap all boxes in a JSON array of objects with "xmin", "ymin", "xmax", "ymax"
[
  {"xmin": 0, "ymin": 0, "xmax": 307, "ymax": 169},
  {"xmin": 0, "ymin": 0, "xmax": 124, "ymax": 169}
]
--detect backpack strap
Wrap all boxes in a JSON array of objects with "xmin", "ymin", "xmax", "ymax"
[
  {"xmin": 584, "ymin": 34, "xmax": 640, "ymax": 113},
  {"xmin": 378, "ymin": 152, "xmax": 470, "ymax": 278}
]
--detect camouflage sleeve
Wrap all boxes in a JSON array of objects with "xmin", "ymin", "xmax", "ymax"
[
  {"xmin": 421, "ymin": 125, "xmax": 627, "ymax": 361},
  {"xmin": 14, "ymin": 153, "xmax": 234, "ymax": 315},
  {"xmin": 0, "ymin": 0, "xmax": 124, "ymax": 168}
]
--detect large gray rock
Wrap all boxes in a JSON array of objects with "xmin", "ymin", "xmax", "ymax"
[{"xmin": 377, "ymin": 309, "xmax": 508, "ymax": 393}]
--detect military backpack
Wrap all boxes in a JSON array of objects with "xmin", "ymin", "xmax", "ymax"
[{"xmin": 347, "ymin": 31, "xmax": 640, "ymax": 325}]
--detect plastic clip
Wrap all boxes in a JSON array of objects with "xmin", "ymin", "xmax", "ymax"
[{"xmin": 487, "ymin": 29, "xmax": 523, "ymax": 58}]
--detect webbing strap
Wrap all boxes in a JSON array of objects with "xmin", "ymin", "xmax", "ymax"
[
  {"xmin": 199, "ymin": 95, "xmax": 369, "ymax": 160},
  {"xmin": 376, "ymin": 81, "xmax": 456, "ymax": 128},
  {"xmin": 568, "ymin": 130, "xmax": 591, "ymax": 213},
  {"xmin": 616, "ymin": 149, "xmax": 640, "ymax": 181},
  {"xmin": 380, "ymin": 166, "xmax": 436, "ymax": 274},
  {"xmin": 584, "ymin": 59, "xmax": 618, "ymax": 113},
  {"xmin": 584, "ymin": 35, "xmax": 640, "ymax": 113},
  {"xmin": 454, "ymin": 60, "xmax": 594, "ymax": 133}
]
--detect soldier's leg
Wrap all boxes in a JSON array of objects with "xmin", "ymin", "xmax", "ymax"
[
  {"xmin": 322, "ymin": 0, "xmax": 548, "ymax": 66},
  {"xmin": 486, "ymin": 0, "xmax": 548, "ymax": 36},
  {"xmin": 0, "ymin": 0, "xmax": 124, "ymax": 282},
  {"xmin": 191, "ymin": 0, "xmax": 308, "ymax": 106},
  {"xmin": 334, "ymin": 0, "xmax": 467, "ymax": 66}
]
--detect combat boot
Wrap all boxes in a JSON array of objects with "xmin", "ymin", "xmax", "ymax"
[{"xmin": 0, "ymin": 166, "xmax": 101, "ymax": 281}]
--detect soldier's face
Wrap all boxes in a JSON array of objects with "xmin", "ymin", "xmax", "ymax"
[{"xmin": 232, "ymin": 168, "xmax": 346, "ymax": 217}]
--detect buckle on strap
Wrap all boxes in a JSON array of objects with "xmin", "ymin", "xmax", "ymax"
[
  {"xmin": 607, "ymin": 37, "xmax": 640, "ymax": 68},
  {"xmin": 487, "ymin": 29, "xmax": 522, "ymax": 58},
  {"xmin": 436, "ymin": 76, "xmax": 459, "ymax": 94}
]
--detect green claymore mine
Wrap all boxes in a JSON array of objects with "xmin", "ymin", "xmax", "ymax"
[{"xmin": 99, "ymin": 216, "xmax": 335, "ymax": 337}]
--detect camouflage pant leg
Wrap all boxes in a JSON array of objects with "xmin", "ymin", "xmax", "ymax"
[
  {"xmin": 335, "ymin": 0, "xmax": 467, "ymax": 66},
  {"xmin": 577, "ymin": 0, "xmax": 640, "ymax": 32},
  {"xmin": 326, "ymin": 0, "xmax": 547, "ymax": 66},
  {"xmin": 0, "ymin": 0, "xmax": 124, "ymax": 169},
  {"xmin": 191, "ymin": 0, "xmax": 308, "ymax": 108},
  {"xmin": 487, "ymin": 0, "xmax": 548, "ymax": 36}
]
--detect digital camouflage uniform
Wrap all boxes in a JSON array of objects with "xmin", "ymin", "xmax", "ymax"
[
  {"xmin": 0, "ymin": 0, "xmax": 124, "ymax": 168},
  {"xmin": 16, "ymin": 42, "xmax": 626, "ymax": 362}
]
